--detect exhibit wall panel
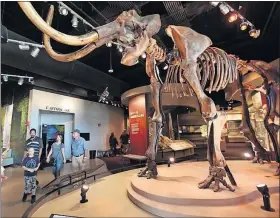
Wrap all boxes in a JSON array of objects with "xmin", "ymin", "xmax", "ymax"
[
  {"xmin": 129, "ymin": 94, "xmax": 148, "ymax": 155},
  {"xmin": 29, "ymin": 89, "xmax": 124, "ymax": 153}
]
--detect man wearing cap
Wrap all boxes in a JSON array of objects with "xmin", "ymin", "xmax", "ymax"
[{"xmin": 71, "ymin": 129, "xmax": 88, "ymax": 171}]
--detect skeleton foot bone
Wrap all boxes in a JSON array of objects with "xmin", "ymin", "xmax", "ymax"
[
  {"xmin": 198, "ymin": 166, "xmax": 235, "ymax": 192},
  {"xmin": 137, "ymin": 160, "xmax": 158, "ymax": 179}
]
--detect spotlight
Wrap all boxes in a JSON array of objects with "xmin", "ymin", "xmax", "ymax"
[
  {"xmin": 210, "ymin": 2, "xmax": 220, "ymax": 7},
  {"xmin": 163, "ymin": 63, "xmax": 168, "ymax": 70},
  {"xmin": 168, "ymin": 157, "xmax": 175, "ymax": 167},
  {"xmin": 80, "ymin": 182, "xmax": 89, "ymax": 204},
  {"xmin": 108, "ymin": 69, "xmax": 114, "ymax": 73},
  {"xmin": 106, "ymin": 42, "xmax": 112, "ymax": 47},
  {"xmin": 256, "ymin": 184, "xmax": 274, "ymax": 212},
  {"xmin": 228, "ymin": 12, "xmax": 238, "ymax": 23},
  {"xmin": 71, "ymin": 15, "xmax": 79, "ymax": 28},
  {"xmin": 30, "ymin": 47, "xmax": 40, "ymax": 58},
  {"xmin": 118, "ymin": 46, "xmax": 123, "ymax": 53},
  {"xmin": 141, "ymin": 53, "xmax": 146, "ymax": 59},
  {"xmin": 19, "ymin": 44, "xmax": 30, "ymax": 50},
  {"xmin": 18, "ymin": 77, "xmax": 24, "ymax": 85},
  {"xmin": 219, "ymin": 4, "xmax": 230, "ymax": 15},
  {"xmin": 244, "ymin": 152, "xmax": 251, "ymax": 158},
  {"xmin": 59, "ymin": 5, "xmax": 68, "ymax": 16},
  {"xmin": 3, "ymin": 75, "xmax": 8, "ymax": 82},
  {"xmin": 29, "ymin": 78, "xmax": 35, "ymax": 85},
  {"xmin": 249, "ymin": 28, "xmax": 257, "ymax": 37},
  {"xmin": 240, "ymin": 21, "xmax": 248, "ymax": 31}
]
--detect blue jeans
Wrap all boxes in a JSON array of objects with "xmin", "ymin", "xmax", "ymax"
[{"xmin": 52, "ymin": 162, "xmax": 63, "ymax": 178}]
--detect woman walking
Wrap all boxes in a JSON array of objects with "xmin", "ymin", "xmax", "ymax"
[{"xmin": 46, "ymin": 134, "xmax": 66, "ymax": 178}]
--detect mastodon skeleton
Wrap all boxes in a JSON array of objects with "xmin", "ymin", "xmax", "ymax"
[{"xmin": 18, "ymin": 2, "xmax": 280, "ymax": 192}]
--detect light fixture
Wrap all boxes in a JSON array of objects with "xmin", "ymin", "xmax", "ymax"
[
  {"xmin": 19, "ymin": 44, "xmax": 30, "ymax": 50},
  {"xmin": 228, "ymin": 12, "xmax": 238, "ymax": 23},
  {"xmin": 240, "ymin": 21, "xmax": 248, "ymax": 31},
  {"xmin": 18, "ymin": 77, "xmax": 24, "ymax": 85},
  {"xmin": 141, "ymin": 53, "xmax": 146, "ymax": 59},
  {"xmin": 163, "ymin": 63, "xmax": 169, "ymax": 70},
  {"xmin": 210, "ymin": 2, "xmax": 220, "ymax": 7},
  {"xmin": 256, "ymin": 184, "xmax": 274, "ymax": 212},
  {"xmin": 219, "ymin": 4, "xmax": 230, "ymax": 15},
  {"xmin": 168, "ymin": 157, "xmax": 175, "ymax": 167},
  {"xmin": 108, "ymin": 47, "xmax": 114, "ymax": 73},
  {"xmin": 249, "ymin": 28, "xmax": 257, "ymax": 37},
  {"xmin": 106, "ymin": 42, "xmax": 112, "ymax": 47},
  {"xmin": 30, "ymin": 47, "xmax": 40, "ymax": 58},
  {"xmin": 29, "ymin": 78, "xmax": 35, "ymax": 85},
  {"xmin": 118, "ymin": 45, "xmax": 123, "ymax": 53},
  {"xmin": 59, "ymin": 5, "xmax": 68, "ymax": 16},
  {"xmin": 3, "ymin": 75, "xmax": 8, "ymax": 82},
  {"xmin": 71, "ymin": 15, "xmax": 79, "ymax": 28},
  {"xmin": 244, "ymin": 152, "xmax": 251, "ymax": 158},
  {"xmin": 80, "ymin": 182, "xmax": 89, "ymax": 203}
]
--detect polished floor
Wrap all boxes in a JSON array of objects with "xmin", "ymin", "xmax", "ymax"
[
  {"xmin": 31, "ymin": 161, "xmax": 279, "ymax": 218},
  {"xmin": 1, "ymin": 158, "xmax": 110, "ymax": 218}
]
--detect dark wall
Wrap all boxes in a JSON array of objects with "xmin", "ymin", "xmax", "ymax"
[{"xmin": 1, "ymin": 82, "xmax": 30, "ymax": 164}]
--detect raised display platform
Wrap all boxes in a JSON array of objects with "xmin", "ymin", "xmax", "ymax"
[{"xmin": 127, "ymin": 161, "xmax": 279, "ymax": 217}]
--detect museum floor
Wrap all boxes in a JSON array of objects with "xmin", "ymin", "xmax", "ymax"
[{"xmin": 4, "ymin": 160, "xmax": 277, "ymax": 218}]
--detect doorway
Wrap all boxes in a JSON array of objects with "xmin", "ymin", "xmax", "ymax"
[{"xmin": 39, "ymin": 111, "xmax": 74, "ymax": 160}]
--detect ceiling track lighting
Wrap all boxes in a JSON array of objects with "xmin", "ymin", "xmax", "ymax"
[
  {"xmin": 240, "ymin": 21, "xmax": 248, "ymax": 31},
  {"xmin": 71, "ymin": 15, "xmax": 79, "ymax": 28},
  {"xmin": 219, "ymin": 4, "xmax": 230, "ymax": 15},
  {"xmin": 59, "ymin": 5, "xmax": 68, "ymax": 16},
  {"xmin": 211, "ymin": 2, "xmax": 260, "ymax": 38},
  {"xmin": 18, "ymin": 77, "xmax": 24, "ymax": 86},
  {"xmin": 57, "ymin": 2, "xmax": 95, "ymax": 29},
  {"xmin": 30, "ymin": 47, "xmax": 40, "ymax": 58},
  {"xmin": 108, "ymin": 48, "xmax": 114, "ymax": 73},
  {"xmin": 118, "ymin": 45, "xmax": 124, "ymax": 53},
  {"xmin": 3, "ymin": 75, "xmax": 8, "ymax": 82},
  {"xmin": 210, "ymin": 2, "xmax": 220, "ymax": 7},
  {"xmin": 228, "ymin": 11, "xmax": 238, "ymax": 23},
  {"xmin": 1, "ymin": 74, "xmax": 34, "ymax": 85},
  {"xmin": 106, "ymin": 42, "xmax": 112, "ymax": 47},
  {"xmin": 19, "ymin": 44, "xmax": 30, "ymax": 51}
]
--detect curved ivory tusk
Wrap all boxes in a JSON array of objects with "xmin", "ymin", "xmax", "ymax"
[
  {"xmin": 43, "ymin": 6, "xmax": 113, "ymax": 62},
  {"xmin": 18, "ymin": 2, "xmax": 99, "ymax": 46}
]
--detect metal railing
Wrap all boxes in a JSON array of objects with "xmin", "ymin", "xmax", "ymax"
[{"xmin": 22, "ymin": 153, "xmax": 197, "ymax": 218}]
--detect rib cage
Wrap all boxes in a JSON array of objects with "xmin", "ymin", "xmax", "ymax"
[
  {"xmin": 198, "ymin": 47, "xmax": 238, "ymax": 93},
  {"xmin": 164, "ymin": 47, "xmax": 238, "ymax": 98}
]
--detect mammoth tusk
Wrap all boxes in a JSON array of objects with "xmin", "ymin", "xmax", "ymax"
[
  {"xmin": 18, "ymin": 2, "xmax": 121, "ymax": 46},
  {"xmin": 18, "ymin": 2, "xmax": 98, "ymax": 46},
  {"xmin": 43, "ymin": 6, "xmax": 114, "ymax": 62}
]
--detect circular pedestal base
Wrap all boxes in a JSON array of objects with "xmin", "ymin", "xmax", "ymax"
[{"xmin": 127, "ymin": 161, "xmax": 279, "ymax": 217}]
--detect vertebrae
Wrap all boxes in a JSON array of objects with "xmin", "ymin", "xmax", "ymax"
[{"xmin": 146, "ymin": 38, "xmax": 166, "ymax": 62}]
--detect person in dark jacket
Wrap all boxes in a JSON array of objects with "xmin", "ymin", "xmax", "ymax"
[{"xmin": 109, "ymin": 132, "xmax": 118, "ymax": 156}]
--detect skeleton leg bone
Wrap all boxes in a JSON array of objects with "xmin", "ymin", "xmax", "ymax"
[
  {"xmin": 198, "ymin": 112, "xmax": 235, "ymax": 192},
  {"xmin": 138, "ymin": 54, "xmax": 163, "ymax": 179},
  {"xmin": 238, "ymin": 74, "xmax": 271, "ymax": 163}
]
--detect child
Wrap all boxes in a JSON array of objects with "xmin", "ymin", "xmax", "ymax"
[{"xmin": 22, "ymin": 147, "xmax": 40, "ymax": 203}]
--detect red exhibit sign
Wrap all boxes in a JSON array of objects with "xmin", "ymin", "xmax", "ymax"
[{"xmin": 129, "ymin": 94, "xmax": 148, "ymax": 155}]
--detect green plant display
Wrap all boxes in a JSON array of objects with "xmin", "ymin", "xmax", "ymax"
[
  {"xmin": 1, "ymin": 106, "xmax": 6, "ymax": 130},
  {"xmin": 17, "ymin": 97, "xmax": 29, "ymax": 140}
]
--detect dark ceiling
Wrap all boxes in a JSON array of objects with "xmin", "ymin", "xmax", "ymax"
[{"xmin": 1, "ymin": 1, "xmax": 279, "ymax": 89}]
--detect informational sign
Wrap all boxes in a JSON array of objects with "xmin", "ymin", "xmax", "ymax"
[
  {"xmin": 129, "ymin": 94, "xmax": 148, "ymax": 155},
  {"xmin": 45, "ymin": 106, "xmax": 70, "ymax": 113}
]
